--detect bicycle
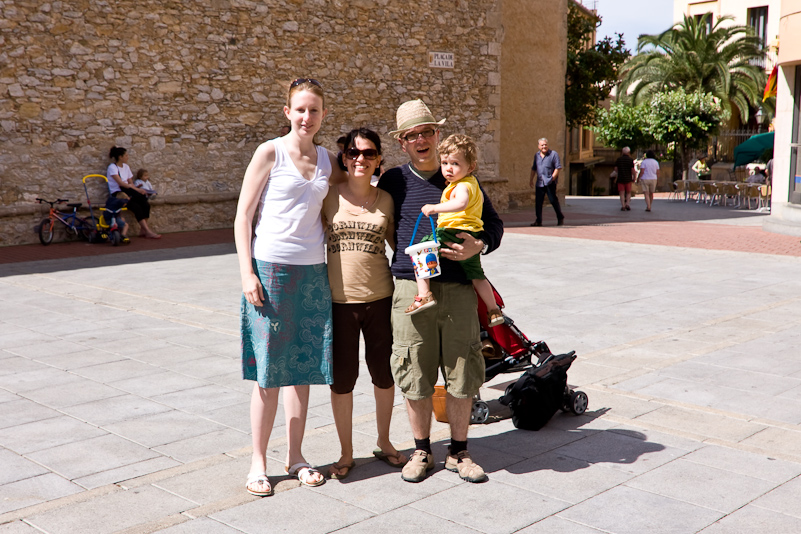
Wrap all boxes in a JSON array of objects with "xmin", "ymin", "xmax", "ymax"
[{"xmin": 35, "ymin": 198, "xmax": 96, "ymax": 245}]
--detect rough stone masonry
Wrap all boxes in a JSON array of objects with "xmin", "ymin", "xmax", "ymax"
[{"xmin": 0, "ymin": 0, "xmax": 510, "ymax": 245}]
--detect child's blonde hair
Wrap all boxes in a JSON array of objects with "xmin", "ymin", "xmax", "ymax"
[{"xmin": 437, "ymin": 134, "xmax": 478, "ymax": 169}]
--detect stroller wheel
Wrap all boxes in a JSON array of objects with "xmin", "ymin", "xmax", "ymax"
[
  {"xmin": 560, "ymin": 388, "xmax": 573, "ymax": 412},
  {"xmin": 470, "ymin": 400, "xmax": 490, "ymax": 424},
  {"xmin": 569, "ymin": 391, "xmax": 588, "ymax": 415}
]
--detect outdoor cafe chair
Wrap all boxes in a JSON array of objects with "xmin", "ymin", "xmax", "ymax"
[
  {"xmin": 701, "ymin": 182, "xmax": 718, "ymax": 206},
  {"xmin": 719, "ymin": 183, "xmax": 739, "ymax": 207},
  {"xmin": 735, "ymin": 183, "xmax": 752, "ymax": 209},
  {"xmin": 684, "ymin": 181, "xmax": 701, "ymax": 202},
  {"xmin": 670, "ymin": 180, "xmax": 686, "ymax": 201},
  {"xmin": 757, "ymin": 185, "xmax": 771, "ymax": 212}
]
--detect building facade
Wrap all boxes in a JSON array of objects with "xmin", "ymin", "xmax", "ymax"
[
  {"xmin": 763, "ymin": 1, "xmax": 801, "ymax": 236},
  {"xmin": 0, "ymin": 0, "xmax": 569, "ymax": 246},
  {"xmin": 674, "ymin": 0, "xmax": 781, "ymax": 66}
]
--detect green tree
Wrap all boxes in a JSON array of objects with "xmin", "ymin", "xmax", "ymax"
[
  {"xmin": 647, "ymin": 89, "xmax": 727, "ymax": 180},
  {"xmin": 619, "ymin": 13, "xmax": 767, "ymax": 124},
  {"xmin": 591, "ymin": 101, "xmax": 655, "ymax": 150},
  {"xmin": 565, "ymin": 2, "xmax": 630, "ymax": 129}
]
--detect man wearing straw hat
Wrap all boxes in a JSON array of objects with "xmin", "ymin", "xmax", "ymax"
[{"xmin": 378, "ymin": 99, "xmax": 504, "ymax": 483}]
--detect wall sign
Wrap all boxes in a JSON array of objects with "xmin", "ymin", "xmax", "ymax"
[{"xmin": 429, "ymin": 52, "xmax": 454, "ymax": 69}]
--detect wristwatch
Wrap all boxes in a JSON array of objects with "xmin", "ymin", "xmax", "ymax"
[{"xmin": 481, "ymin": 240, "xmax": 489, "ymax": 255}]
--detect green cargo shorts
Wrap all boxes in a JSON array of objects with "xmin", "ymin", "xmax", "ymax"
[
  {"xmin": 390, "ymin": 279, "xmax": 485, "ymax": 400},
  {"xmin": 421, "ymin": 228, "xmax": 486, "ymax": 280}
]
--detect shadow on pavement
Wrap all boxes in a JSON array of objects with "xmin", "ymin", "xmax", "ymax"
[
  {"xmin": 0, "ymin": 242, "xmax": 235, "ymax": 278},
  {"xmin": 468, "ymin": 426, "xmax": 666, "ymax": 475}
]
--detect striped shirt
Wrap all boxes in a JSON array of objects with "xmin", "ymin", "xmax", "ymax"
[{"xmin": 378, "ymin": 164, "xmax": 504, "ymax": 283}]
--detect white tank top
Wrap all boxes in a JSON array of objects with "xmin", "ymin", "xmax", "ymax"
[{"xmin": 252, "ymin": 137, "xmax": 331, "ymax": 265}]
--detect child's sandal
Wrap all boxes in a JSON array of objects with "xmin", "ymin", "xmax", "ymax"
[
  {"xmin": 487, "ymin": 308, "xmax": 504, "ymax": 327},
  {"xmin": 405, "ymin": 292, "xmax": 437, "ymax": 315}
]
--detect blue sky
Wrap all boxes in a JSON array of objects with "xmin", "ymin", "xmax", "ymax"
[{"xmin": 593, "ymin": 0, "xmax": 675, "ymax": 52}]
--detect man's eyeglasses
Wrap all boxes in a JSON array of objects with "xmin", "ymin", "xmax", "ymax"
[
  {"xmin": 290, "ymin": 78, "xmax": 322, "ymax": 88},
  {"xmin": 401, "ymin": 129, "xmax": 437, "ymax": 142},
  {"xmin": 345, "ymin": 148, "xmax": 379, "ymax": 161}
]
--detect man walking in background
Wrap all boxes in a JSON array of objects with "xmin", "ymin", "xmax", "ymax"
[
  {"xmin": 614, "ymin": 147, "xmax": 635, "ymax": 211},
  {"xmin": 529, "ymin": 138, "xmax": 564, "ymax": 227}
]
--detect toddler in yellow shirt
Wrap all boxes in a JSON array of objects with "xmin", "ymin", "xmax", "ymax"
[{"xmin": 407, "ymin": 134, "xmax": 504, "ymax": 327}]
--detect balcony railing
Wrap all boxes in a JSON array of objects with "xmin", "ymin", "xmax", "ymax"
[{"xmin": 750, "ymin": 47, "xmax": 778, "ymax": 71}]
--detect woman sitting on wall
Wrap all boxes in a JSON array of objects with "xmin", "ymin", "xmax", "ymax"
[{"xmin": 106, "ymin": 146, "xmax": 161, "ymax": 239}]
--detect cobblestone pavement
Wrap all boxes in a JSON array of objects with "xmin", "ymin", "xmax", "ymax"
[{"xmin": 2, "ymin": 197, "xmax": 801, "ymax": 533}]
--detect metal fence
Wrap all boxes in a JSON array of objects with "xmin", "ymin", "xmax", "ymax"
[{"xmin": 713, "ymin": 127, "xmax": 768, "ymax": 163}]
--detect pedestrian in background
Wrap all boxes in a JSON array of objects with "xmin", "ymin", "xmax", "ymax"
[
  {"xmin": 529, "ymin": 138, "xmax": 564, "ymax": 227},
  {"xmin": 614, "ymin": 147, "xmax": 635, "ymax": 211},
  {"xmin": 692, "ymin": 155, "xmax": 711, "ymax": 180},
  {"xmin": 636, "ymin": 150, "xmax": 660, "ymax": 212}
]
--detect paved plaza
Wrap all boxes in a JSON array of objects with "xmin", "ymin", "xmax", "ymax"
[{"xmin": 2, "ymin": 196, "xmax": 801, "ymax": 533}]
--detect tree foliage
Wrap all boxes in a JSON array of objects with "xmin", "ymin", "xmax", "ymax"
[
  {"xmin": 565, "ymin": 2, "xmax": 630, "ymax": 129},
  {"xmin": 592, "ymin": 101, "xmax": 655, "ymax": 150},
  {"xmin": 592, "ymin": 89, "xmax": 726, "ymax": 178},
  {"xmin": 646, "ymin": 88, "xmax": 726, "ymax": 150},
  {"xmin": 619, "ymin": 13, "xmax": 768, "ymax": 123}
]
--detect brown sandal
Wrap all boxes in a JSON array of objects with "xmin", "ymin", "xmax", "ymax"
[
  {"xmin": 487, "ymin": 308, "xmax": 504, "ymax": 327},
  {"xmin": 405, "ymin": 292, "xmax": 437, "ymax": 315}
]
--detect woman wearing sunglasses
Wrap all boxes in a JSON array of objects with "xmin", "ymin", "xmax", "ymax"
[
  {"xmin": 235, "ymin": 78, "xmax": 343, "ymax": 497},
  {"xmin": 322, "ymin": 128, "xmax": 407, "ymax": 479}
]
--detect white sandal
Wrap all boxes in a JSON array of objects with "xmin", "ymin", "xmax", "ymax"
[
  {"xmin": 245, "ymin": 472, "xmax": 273, "ymax": 497},
  {"xmin": 285, "ymin": 462, "xmax": 325, "ymax": 487}
]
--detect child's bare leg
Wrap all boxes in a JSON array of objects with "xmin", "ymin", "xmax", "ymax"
[
  {"xmin": 472, "ymin": 278, "xmax": 496, "ymax": 311},
  {"xmin": 416, "ymin": 274, "xmax": 430, "ymax": 300},
  {"xmin": 405, "ymin": 273, "xmax": 436, "ymax": 315},
  {"xmin": 473, "ymin": 278, "xmax": 503, "ymax": 326}
]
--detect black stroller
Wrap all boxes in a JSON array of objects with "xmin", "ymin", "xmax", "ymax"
[{"xmin": 470, "ymin": 285, "xmax": 588, "ymax": 425}]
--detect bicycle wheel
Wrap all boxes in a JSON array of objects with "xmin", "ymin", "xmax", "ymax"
[
  {"xmin": 38, "ymin": 217, "xmax": 55, "ymax": 245},
  {"xmin": 77, "ymin": 217, "xmax": 96, "ymax": 241},
  {"xmin": 63, "ymin": 219, "xmax": 80, "ymax": 240},
  {"xmin": 110, "ymin": 230, "xmax": 121, "ymax": 246}
]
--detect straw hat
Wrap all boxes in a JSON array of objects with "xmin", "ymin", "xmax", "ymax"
[{"xmin": 389, "ymin": 99, "xmax": 447, "ymax": 139}]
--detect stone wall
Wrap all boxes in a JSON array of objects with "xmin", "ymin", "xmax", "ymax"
[
  {"xmin": 0, "ymin": 0, "xmax": 567, "ymax": 246},
  {"xmin": 500, "ymin": 0, "xmax": 568, "ymax": 209}
]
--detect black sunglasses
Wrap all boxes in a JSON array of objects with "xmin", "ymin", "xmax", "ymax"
[
  {"xmin": 345, "ymin": 148, "xmax": 379, "ymax": 161},
  {"xmin": 401, "ymin": 128, "xmax": 437, "ymax": 142},
  {"xmin": 290, "ymin": 78, "xmax": 322, "ymax": 88}
]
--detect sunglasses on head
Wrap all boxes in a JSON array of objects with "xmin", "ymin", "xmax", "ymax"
[
  {"xmin": 290, "ymin": 78, "xmax": 322, "ymax": 88},
  {"xmin": 345, "ymin": 147, "xmax": 379, "ymax": 160}
]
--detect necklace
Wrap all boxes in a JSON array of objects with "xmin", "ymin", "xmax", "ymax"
[{"xmin": 343, "ymin": 186, "xmax": 377, "ymax": 215}]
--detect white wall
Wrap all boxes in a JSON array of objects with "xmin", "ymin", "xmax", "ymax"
[{"xmin": 674, "ymin": 0, "xmax": 781, "ymax": 46}]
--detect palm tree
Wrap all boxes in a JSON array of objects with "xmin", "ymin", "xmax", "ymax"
[{"xmin": 619, "ymin": 13, "xmax": 768, "ymax": 124}]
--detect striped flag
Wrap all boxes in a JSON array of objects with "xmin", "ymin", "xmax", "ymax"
[{"xmin": 763, "ymin": 65, "xmax": 778, "ymax": 102}]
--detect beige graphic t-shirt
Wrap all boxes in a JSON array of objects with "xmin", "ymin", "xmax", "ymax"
[{"xmin": 323, "ymin": 185, "xmax": 395, "ymax": 304}]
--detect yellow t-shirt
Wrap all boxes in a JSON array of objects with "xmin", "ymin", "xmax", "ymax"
[{"xmin": 436, "ymin": 175, "xmax": 483, "ymax": 233}]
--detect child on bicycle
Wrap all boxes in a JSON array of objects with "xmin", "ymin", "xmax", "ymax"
[{"xmin": 409, "ymin": 134, "xmax": 504, "ymax": 327}]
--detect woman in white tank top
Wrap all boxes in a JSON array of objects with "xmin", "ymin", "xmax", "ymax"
[{"xmin": 234, "ymin": 78, "xmax": 343, "ymax": 496}]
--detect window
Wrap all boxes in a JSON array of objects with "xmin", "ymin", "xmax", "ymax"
[
  {"xmin": 790, "ymin": 67, "xmax": 801, "ymax": 205},
  {"xmin": 694, "ymin": 13, "xmax": 712, "ymax": 34},
  {"xmin": 582, "ymin": 128, "xmax": 591, "ymax": 150},
  {"xmin": 747, "ymin": 6, "xmax": 769, "ymax": 47}
]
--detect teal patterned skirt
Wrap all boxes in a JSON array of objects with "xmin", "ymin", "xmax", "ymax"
[{"xmin": 241, "ymin": 260, "xmax": 333, "ymax": 388}]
